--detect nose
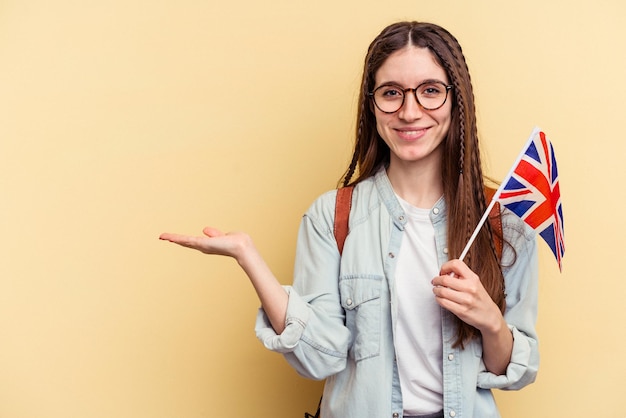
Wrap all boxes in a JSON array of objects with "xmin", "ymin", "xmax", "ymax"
[{"xmin": 398, "ymin": 89, "xmax": 423, "ymax": 121}]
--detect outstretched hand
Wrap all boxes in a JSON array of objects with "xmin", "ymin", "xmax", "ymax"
[
  {"xmin": 159, "ymin": 227, "xmax": 252, "ymax": 260},
  {"xmin": 160, "ymin": 227, "xmax": 288, "ymax": 333}
]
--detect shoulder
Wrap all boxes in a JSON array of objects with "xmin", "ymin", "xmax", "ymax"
[
  {"xmin": 500, "ymin": 206, "xmax": 536, "ymax": 243},
  {"xmin": 499, "ymin": 205, "xmax": 538, "ymax": 269},
  {"xmin": 304, "ymin": 176, "xmax": 381, "ymax": 226}
]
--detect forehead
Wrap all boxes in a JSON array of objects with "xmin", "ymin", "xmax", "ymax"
[{"xmin": 375, "ymin": 46, "xmax": 448, "ymax": 85}]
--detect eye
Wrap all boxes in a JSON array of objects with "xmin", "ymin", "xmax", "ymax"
[
  {"xmin": 377, "ymin": 85, "xmax": 404, "ymax": 100},
  {"xmin": 419, "ymin": 83, "xmax": 444, "ymax": 97}
]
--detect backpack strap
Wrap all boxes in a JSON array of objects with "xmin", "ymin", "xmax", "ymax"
[
  {"xmin": 333, "ymin": 185, "xmax": 503, "ymax": 260},
  {"xmin": 333, "ymin": 186, "xmax": 354, "ymax": 256}
]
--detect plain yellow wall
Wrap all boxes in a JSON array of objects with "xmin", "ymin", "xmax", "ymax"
[{"xmin": 1, "ymin": 1, "xmax": 624, "ymax": 417}]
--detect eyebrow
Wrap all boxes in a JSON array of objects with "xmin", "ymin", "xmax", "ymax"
[{"xmin": 375, "ymin": 78, "xmax": 449, "ymax": 88}]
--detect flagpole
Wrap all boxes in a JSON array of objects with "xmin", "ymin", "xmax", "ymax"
[
  {"xmin": 457, "ymin": 127, "xmax": 540, "ymax": 262},
  {"xmin": 458, "ymin": 198, "xmax": 497, "ymax": 262}
]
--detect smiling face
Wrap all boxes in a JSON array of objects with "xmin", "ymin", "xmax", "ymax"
[{"xmin": 373, "ymin": 46, "xmax": 452, "ymax": 171}]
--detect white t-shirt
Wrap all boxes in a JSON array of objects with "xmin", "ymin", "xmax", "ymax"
[{"xmin": 395, "ymin": 196, "xmax": 443, "ymax": 415}]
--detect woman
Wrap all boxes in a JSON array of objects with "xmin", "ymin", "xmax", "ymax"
[{"xmin": 160, "ymin": 21, "xmax": 539, "ymax": 418}]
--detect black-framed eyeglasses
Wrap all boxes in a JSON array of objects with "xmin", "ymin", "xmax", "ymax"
[{"xmin": 368, "ymin": 80, "xmax": 453, "ymax": 113}]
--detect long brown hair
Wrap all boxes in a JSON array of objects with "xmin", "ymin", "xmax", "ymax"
[{"xmin": 342, "ymin": 21, "xmax": 505, "ymax": 348}]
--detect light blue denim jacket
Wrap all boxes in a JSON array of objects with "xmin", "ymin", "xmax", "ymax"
[{"xmin": 256, "ymin": 169, "xmax": 539, "ymax": 418}]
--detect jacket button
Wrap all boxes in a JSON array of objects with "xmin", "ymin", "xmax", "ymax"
[
  {"xmin": 433, "ymin": 207, "xmax": 440, "ymax": 215},
  {"xmin": 392, "ymin": 414, "xmax": 399, "ymax": 418},
  {"xmin": 346, "ymin": 298, "xmax": 353, "ymax": 306},
  {"xmin": 449, "ymin": 410, "xmax": 456, "ymax": 417},
  {"xmin": 448, "ymin": 354, "xmax": 454, "ymax": 361}
]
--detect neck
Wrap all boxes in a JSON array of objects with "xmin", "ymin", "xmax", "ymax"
[{"xmin": 386, "ymin": 158, "xmax": 443, "ymax": 209}]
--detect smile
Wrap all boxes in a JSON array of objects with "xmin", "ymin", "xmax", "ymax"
[{"xmin": 395, "ymin": 127, "xmax": 428, "ymax": 140}]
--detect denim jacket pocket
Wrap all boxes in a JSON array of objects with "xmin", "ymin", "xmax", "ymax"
[{"xmin": 339, "ymin": 276, "xmax": 382, "ymax": 361}]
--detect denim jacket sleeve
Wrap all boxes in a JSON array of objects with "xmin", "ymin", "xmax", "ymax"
[
  {"xmin": 477, "ymin": 209, "xmax": 540, "ymax": 391},
  {"xmin": 255, "ymin": 191, "xmax": 351, "ymax": 380}
]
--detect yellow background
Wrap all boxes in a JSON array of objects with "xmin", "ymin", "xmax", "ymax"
[{"xmin": 1, "ymin": 1, "xmax": 624, "ymax": 417}]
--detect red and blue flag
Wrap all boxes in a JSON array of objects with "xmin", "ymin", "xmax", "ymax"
[{"xmin": 497, "ymin": 128, "xmax": 565, "ymax": 270}]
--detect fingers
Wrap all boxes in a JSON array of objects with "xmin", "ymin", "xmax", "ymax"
[
  {"xmin": 432, "ymin": 259, "xmax": 476, "ymax": 306},
  {"xmin": 159, "ymin": 227, "xmax": 250, "ymax": 259},
  {"xmin": 159, "ymin": 232, "xmax": 203, "ymax": 249},
  {"xmin": 159, "ymin": 226, "xmax": 223, "ymax": 243},
  {"xmin": 432, "ymin": 261, "xmax": 477, "ymax": 291},
  {"xmin": 438, "ymin": 259, "xmax": 472, "ymax": 278},
  {"xmin": 432, "ymin": 259, "xmax": 499, "ymax": 330},
  {"xmin": 432, "ymin": 280, "xmax": 470, "ymax": 305},
  {"xmin": 432, "ymin": 260, "xmax": 480, "ymax": 301},
  {"xmin": 203, "ymin": 226, "xmax": 225, "ymax": 238},
  {"xmin": 159, "ymin": 232, "xmax": 186, "ymax": 243}
]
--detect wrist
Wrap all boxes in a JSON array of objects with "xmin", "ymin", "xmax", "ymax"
[
  {"xmin": 234, "ymin": 234, "xmax": 256, "ymax": 265},
  {"xmin": 479, "ymin": 305, "xmax": 507, "ymax": 338}
]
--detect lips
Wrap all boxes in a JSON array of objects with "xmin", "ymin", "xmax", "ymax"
[{"xmin": 395, "ymin": 127, "xmax": 429, "ymax": 141}]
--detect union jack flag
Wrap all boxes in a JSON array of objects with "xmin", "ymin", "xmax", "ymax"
[{"xmin": 497, "ymin": 128, "xmax": 565, "ymax": 271}]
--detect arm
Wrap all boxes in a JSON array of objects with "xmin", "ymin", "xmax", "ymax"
[
  {"xmin": 256, "ymin": 195, "xmax": 352, "ymax": 379},
  {"xmin": 432, "ymin": 218, "xmax": 540, "ymax": 389},
  {"xmin": 159, "ymin": 227, "xmax": 288, "ymax": 334},
  {"xmin": 161, "ymin": 191, "xmax": 352, "ymax": 380}
]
